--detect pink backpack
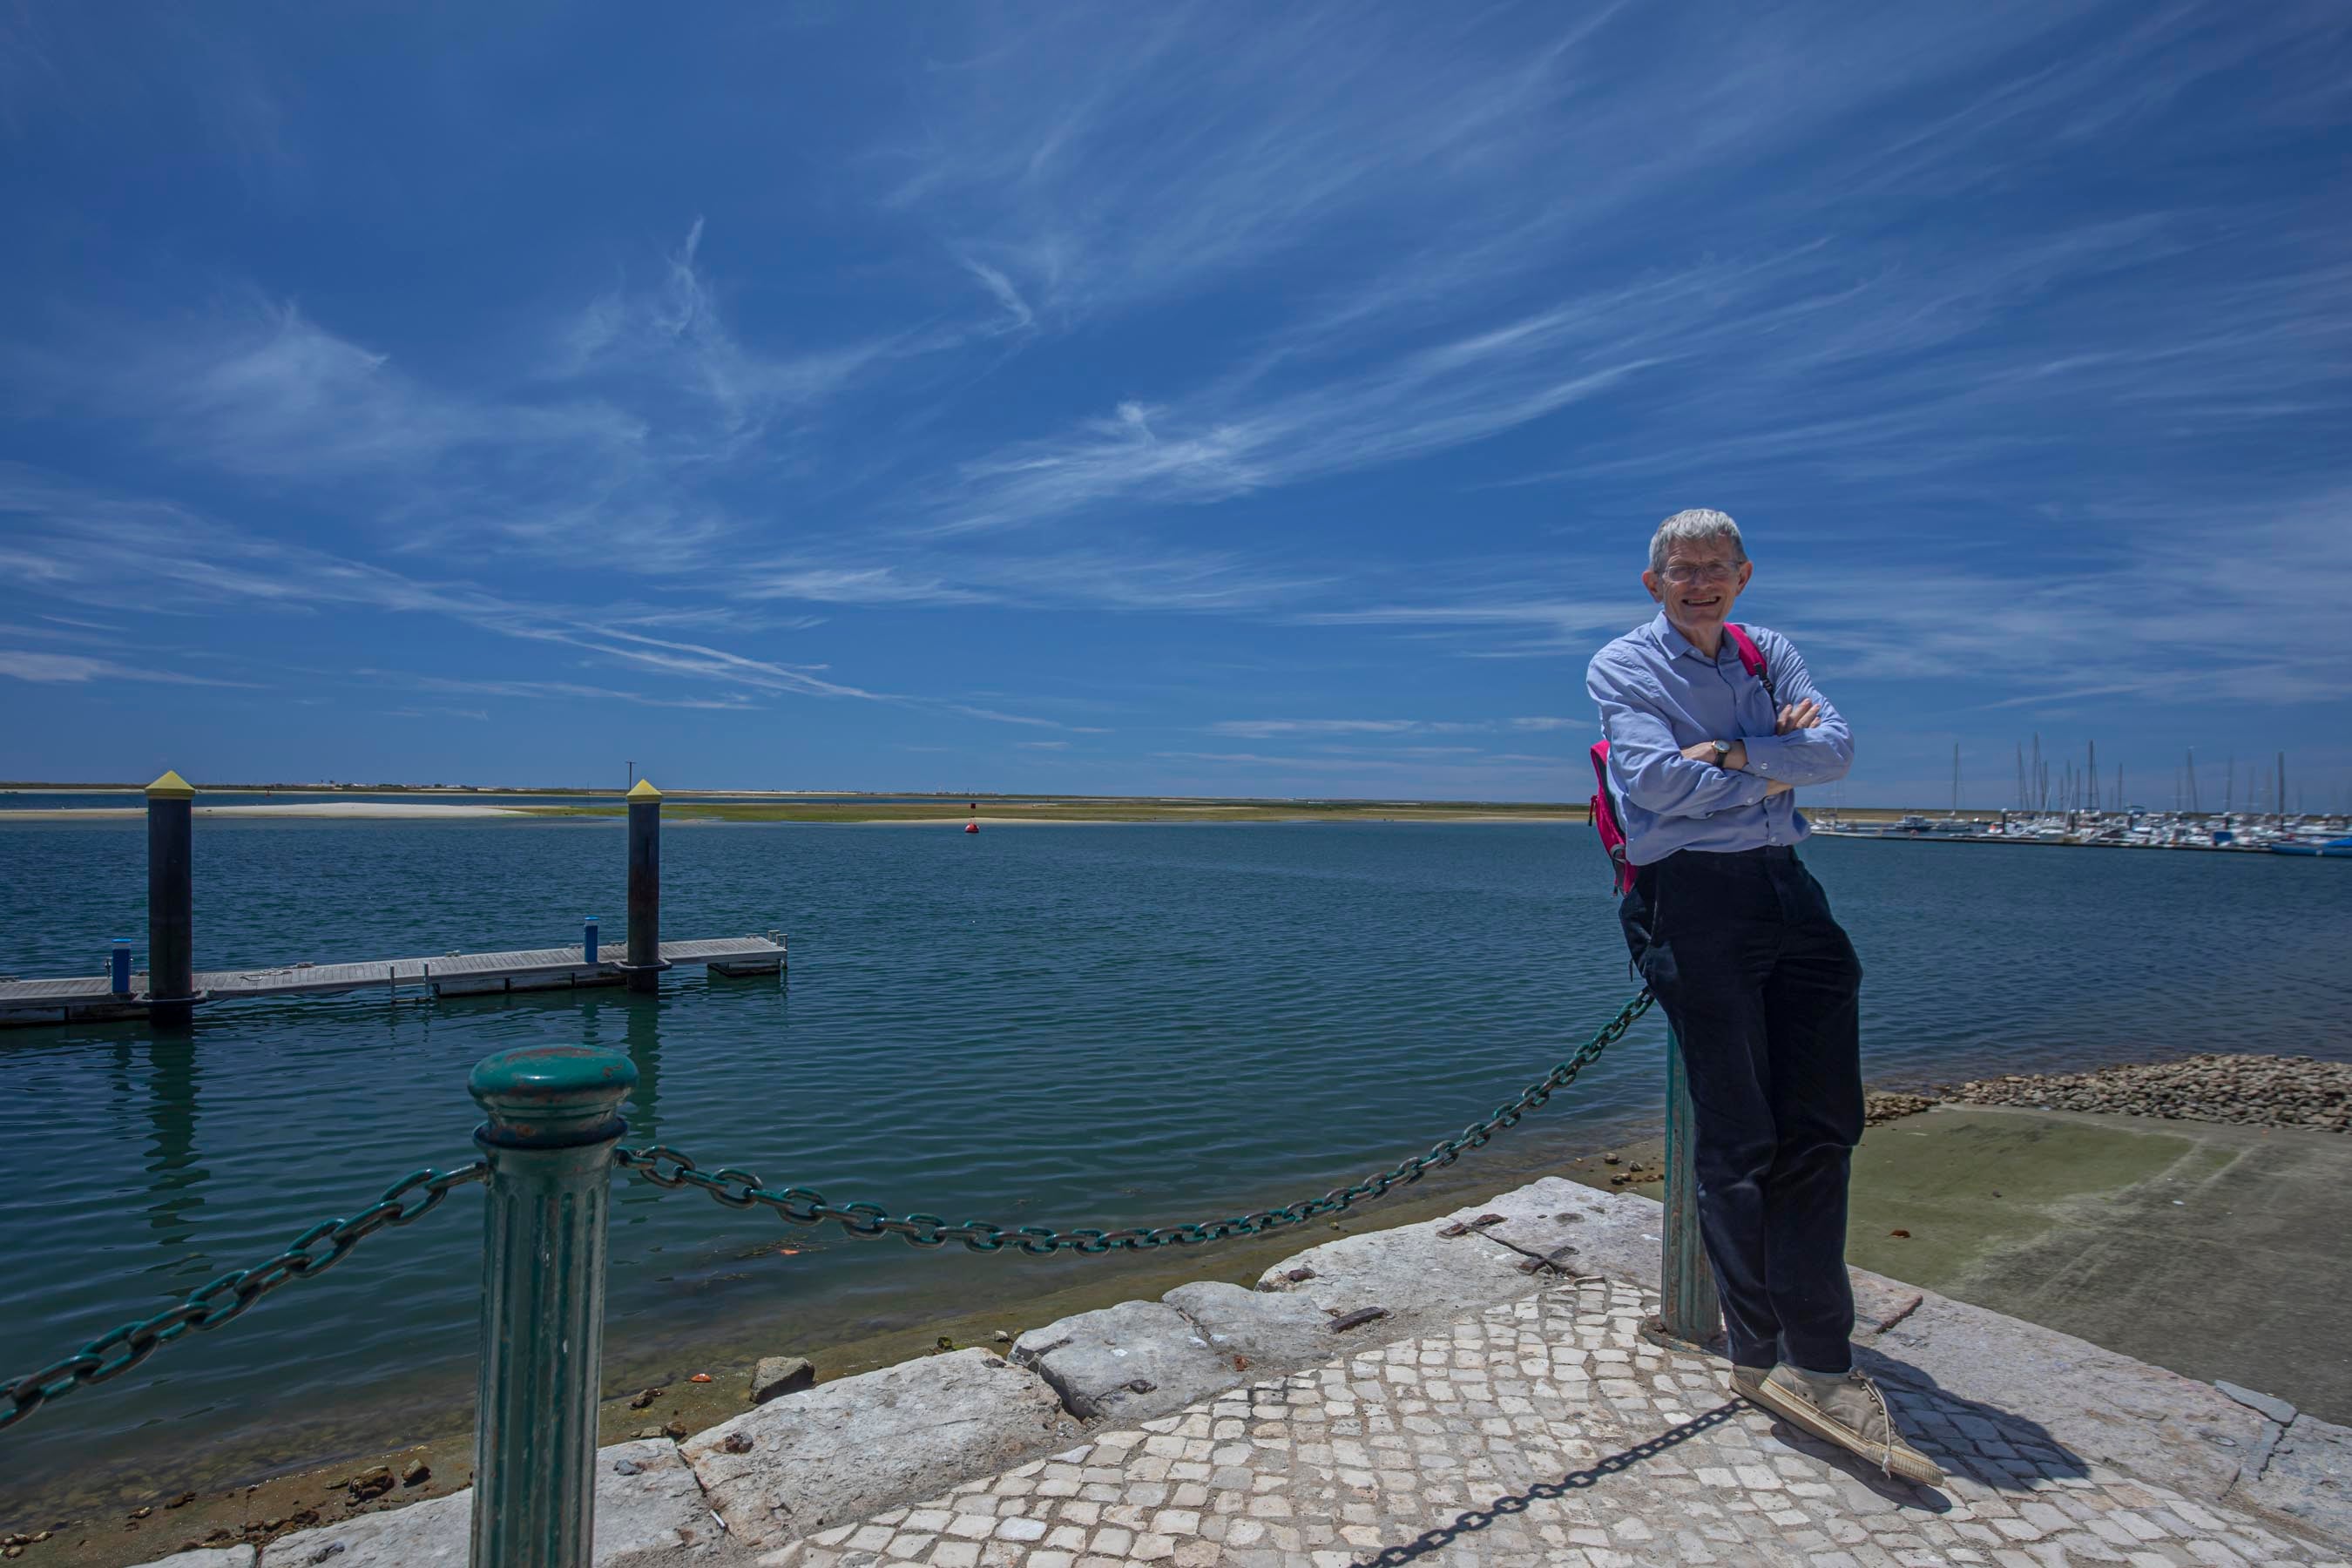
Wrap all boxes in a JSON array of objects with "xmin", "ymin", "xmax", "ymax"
[{"xmin": 1590, "ymin": 623, "xmax": 1774, "ymax": 894}]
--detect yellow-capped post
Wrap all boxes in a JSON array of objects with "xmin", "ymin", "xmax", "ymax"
[
  {"xmin": 624, "ymin": 779, "xmax": 667, "ymax": 994},
  {"xmin": 145, "ymin": 769, "xmax": 197, "ymax": 1025}
]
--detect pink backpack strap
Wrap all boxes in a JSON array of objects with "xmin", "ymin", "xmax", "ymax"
[
  {"xmin": 1589, "ymin": 740, "xmax": 1635, "ymax": 894},
  {"xmin": 1724, "ymin": 623, "xmax": 1777, "ymax": 706}
]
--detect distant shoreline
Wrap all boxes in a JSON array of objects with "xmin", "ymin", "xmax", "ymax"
[
  {"xmin": 3, "ymin": 786, "xmax": 1990, "ymax": 828},
  {"xmin": 0, "ymin": 802, "xmax": 1580, "ymax": 825},
  {"xmin": 3, "ymin": 782, "xmax": 2014, "ymax": 824},
  {"xmin": 0, "ymin": 801, "xmax": 531, "ymax": 821}
]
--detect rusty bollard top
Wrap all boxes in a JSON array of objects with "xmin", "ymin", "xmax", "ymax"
[{"xmin": 470, "ymin": 1045, "xmax": 637, "ymax": 1150}]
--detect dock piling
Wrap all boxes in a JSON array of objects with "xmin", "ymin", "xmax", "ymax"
[
  {"xmin": 624, "ymin": 780, "xmax": 666, "ymax": 994},
  {"xmin": 468, "ymin": 1044, "xmax": 636, "ymax": 1568},
  {"xmin": 1658, "ymin": 1026, "xmax": 1722, "ymax": 1348},
  {"xmin": 110, "ymin": 940, "xmax": 132, "ymax": 997},
  {"xmin": 583, "ymin": 916, "xmax": 598, "ymax": 966},
  {"xmin": 144, "ymin": 770, "xmax": 197, "ymax": 1025}
]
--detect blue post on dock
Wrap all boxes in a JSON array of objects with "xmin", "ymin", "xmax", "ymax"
[
  {"xmin": 110, "ymin": 940, "xmax": 132, "ymax": 997},
  {"xmin": 583, "ymin": 917, "xmax": 598, "ymax": 966}
]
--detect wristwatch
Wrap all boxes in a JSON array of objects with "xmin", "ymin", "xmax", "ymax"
[{"xmin": 1710, "ymin": 740, "xmax": 1733, "ymax": 761}]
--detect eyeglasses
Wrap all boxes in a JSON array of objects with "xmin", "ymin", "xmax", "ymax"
[{"xmin": 1659, "ymin": 560, "xmax": 1741, "ymax": 585}]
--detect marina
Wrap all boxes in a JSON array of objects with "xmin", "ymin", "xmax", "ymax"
[
  {"xmin": 1815, "ymin": 810, "xmax": 2352, "ymax": 854},
  {"xmin": 1815, "ymin": 742, "xmax": 2349, "ymax": 853}
]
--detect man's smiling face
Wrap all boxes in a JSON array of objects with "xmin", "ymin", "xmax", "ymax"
[{"xmin": 1643, "ymin": 539, "xmax": 1753, "ymax": 644}]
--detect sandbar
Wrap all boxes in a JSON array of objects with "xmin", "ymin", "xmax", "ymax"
[{"xmin": 3, "ymin": 802, "xmax": 526, "ymax": 821}]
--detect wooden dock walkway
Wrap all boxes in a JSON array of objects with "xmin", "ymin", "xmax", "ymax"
[{"xmin": 0, "ymin": 935, "xmax": 785, "ymax": 1027}]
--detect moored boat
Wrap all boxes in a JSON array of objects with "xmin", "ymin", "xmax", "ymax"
[{"xmin": 2269, "ymin": 835, "xmax": 2352, "ymax": 858}]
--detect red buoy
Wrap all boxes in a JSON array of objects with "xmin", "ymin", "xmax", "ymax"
[{"xmin": 964, "ymin": 821, "xmax": 979, "ymax": 834}]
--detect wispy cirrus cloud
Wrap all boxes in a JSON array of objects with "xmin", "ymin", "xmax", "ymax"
[
  {"xmin": 0, "ymin": 650, "xmax": 258, "ymax": 687},
  {"xmin": 0, "ymin": 464, "xmax": 1112, "ymax": 730},
  {"xmin": 555, "ymin": 218, "xmax": 908, "ymax": 447},
  {"xmin": 366, "ymin": 672, "xmax": 760, "ymax": 713},
  {"xmin": 732, "ymin": 564, "xmax": 988, "ymax": 607},
  {"xmin": 6, "ymin": 298, "xmax": 640, "ymax": 483},
  {"xmin": 936, "ymin": 338, "xmax": 1658, "ymax": 534}
]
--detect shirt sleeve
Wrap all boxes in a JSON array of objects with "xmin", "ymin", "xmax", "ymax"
[
  {"xmin": 1734, "ymin": 633, "xmax": 1854, "ymax": 786},
  {"xmin": 1587, "ymin": 652, "xmax": 1774, "ymax": 818}
]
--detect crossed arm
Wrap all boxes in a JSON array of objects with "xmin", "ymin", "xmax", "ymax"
[
  {"xmin": 1586, "ymin": 639, "xmax": 1853, "ymax": 821},
  {"xmin": 1680, "ymin": 707, "xmax": 1811, "ymax": 792}
]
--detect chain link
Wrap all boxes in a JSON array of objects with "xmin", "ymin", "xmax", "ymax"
[
  {"xmin": 1356, "ymin": 1399, "xmax": 1740, "ymax": 1564},
  {"xmin": 616, "ymin": 990, "xmax": 1654, "ymax": 1255},
  {"xmin": 2, "ymin": 1160, "xmax": 488, "ymax": 1434}
]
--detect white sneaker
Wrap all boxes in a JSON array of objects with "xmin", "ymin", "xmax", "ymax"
[{"xmin": 1747, "ymin": 1366, "xmax": 1944, "ymax": 1486}]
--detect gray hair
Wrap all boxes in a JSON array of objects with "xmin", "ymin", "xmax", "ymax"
[{"xmin": 1649, "ymin": 509, "xmax": 1747, "ymax": 574}]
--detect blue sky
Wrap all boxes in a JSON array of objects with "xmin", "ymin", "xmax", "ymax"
[{"xmin": 3, "ymin": 3, "xmax": 2347, "ymax": 806}]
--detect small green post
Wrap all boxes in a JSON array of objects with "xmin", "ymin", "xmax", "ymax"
[
  {"xmin": 468, "ymin": 1045, "xmax": 637, "ymax": 1568},
  {"xmin": 1659, "ymin": 1025, "xmax": 1722, "ymax": 1346}
]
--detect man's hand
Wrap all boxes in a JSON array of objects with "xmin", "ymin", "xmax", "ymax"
[
  {"xmin": 1680, "ymin": 739, "xmax": 1747, "ymax": 771},
  {"xmin": 1677, "ymin": 737, "xmax": 1794, "ymax": 795},
  {"xmin": 1776, "ymin": 699, "xmax": 1822, "ymax": 734}
]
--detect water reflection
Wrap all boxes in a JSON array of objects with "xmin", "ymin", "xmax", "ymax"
[
  {"xmin": 142, "ymin": 1037, "xmax": 206, "ymax": 1251},
  {"xmin": 620, "ymin": 992, "xmax": 661, "ymax": 1145}
]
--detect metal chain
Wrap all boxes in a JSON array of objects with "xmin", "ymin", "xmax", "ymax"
[
  {"xmin": 2, "ymin": 1160, "xmax": 489, "ymax": 1434},
  {"xmin": 616, "ymin": 989, "xmax": 1655, "ymax": 1255},
  {"xmin": 1356, "ymin": 1400, "xmax": 1740, "ymax": 1564}
]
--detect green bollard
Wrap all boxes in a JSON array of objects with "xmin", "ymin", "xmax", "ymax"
[
  {"xmin": 1659, "ymin": 1025, "xmax": 1723, "ymax": 1348},
  {"xmin": 468, "ymin": 1044, "xmax": 638, "ymax": 1568}
]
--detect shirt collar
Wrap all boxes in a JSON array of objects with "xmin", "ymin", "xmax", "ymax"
[{"xmin": 1647, "ymin": 611, "xmax": 1715, "ymax": 664}]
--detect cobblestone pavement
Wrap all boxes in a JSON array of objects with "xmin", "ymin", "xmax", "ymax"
[{"xmin": 768, "ymin": 1275, "xmax": 2345, "ymax": 1568}]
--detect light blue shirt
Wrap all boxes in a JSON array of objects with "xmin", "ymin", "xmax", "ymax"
[{"xmin": 1585, "ymin": 613, "xmax": 1853, "ymax": 864}]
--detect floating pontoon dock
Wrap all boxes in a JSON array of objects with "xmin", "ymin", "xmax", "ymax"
[
  {"xmin": 0, "ymin": 935, "xmax": 786, "ymax": 1027},
  {"xmin": 3, "ymin": 770, "xmax": 786, "ymax": 1029}
]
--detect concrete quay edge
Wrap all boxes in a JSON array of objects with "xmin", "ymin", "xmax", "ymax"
[{"xmin": 128, "ymin": 1177, "xmax": 2349, "ymax": 1566}]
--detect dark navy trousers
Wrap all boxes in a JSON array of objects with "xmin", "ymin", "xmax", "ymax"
[{"xmin": 1619, "ymin": 845, "xmax": 1865, "ymax": 1375}]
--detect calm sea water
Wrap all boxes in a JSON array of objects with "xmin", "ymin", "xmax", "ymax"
[{"xmin": 2, "ymin": 819, "xmax": 2348, "ymax": 1506}]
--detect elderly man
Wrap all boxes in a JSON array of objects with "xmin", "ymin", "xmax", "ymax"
[{"xmin": 1586, "ymin": 508, "xmax": 1939, "ymax": 1486}]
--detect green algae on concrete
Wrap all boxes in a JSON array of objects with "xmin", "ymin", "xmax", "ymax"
[{"xmin": 1846, "ymin": 1105, "xmax": 2352, "ymax": 1425}]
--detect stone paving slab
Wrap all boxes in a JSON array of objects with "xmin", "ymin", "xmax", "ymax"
[{"xmin": 765, "ymin": 1274, "xmax": 2352, "ymax": 1568}]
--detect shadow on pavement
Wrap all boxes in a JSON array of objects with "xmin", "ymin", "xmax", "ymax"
[
  {"xmin": 1352, "ymin": 1402, "xmax": 1745, "ymax": 1566},
  {"xmin": 1831, "ymin": 1345, "xmax": 2093, "ymax": 1495}
]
